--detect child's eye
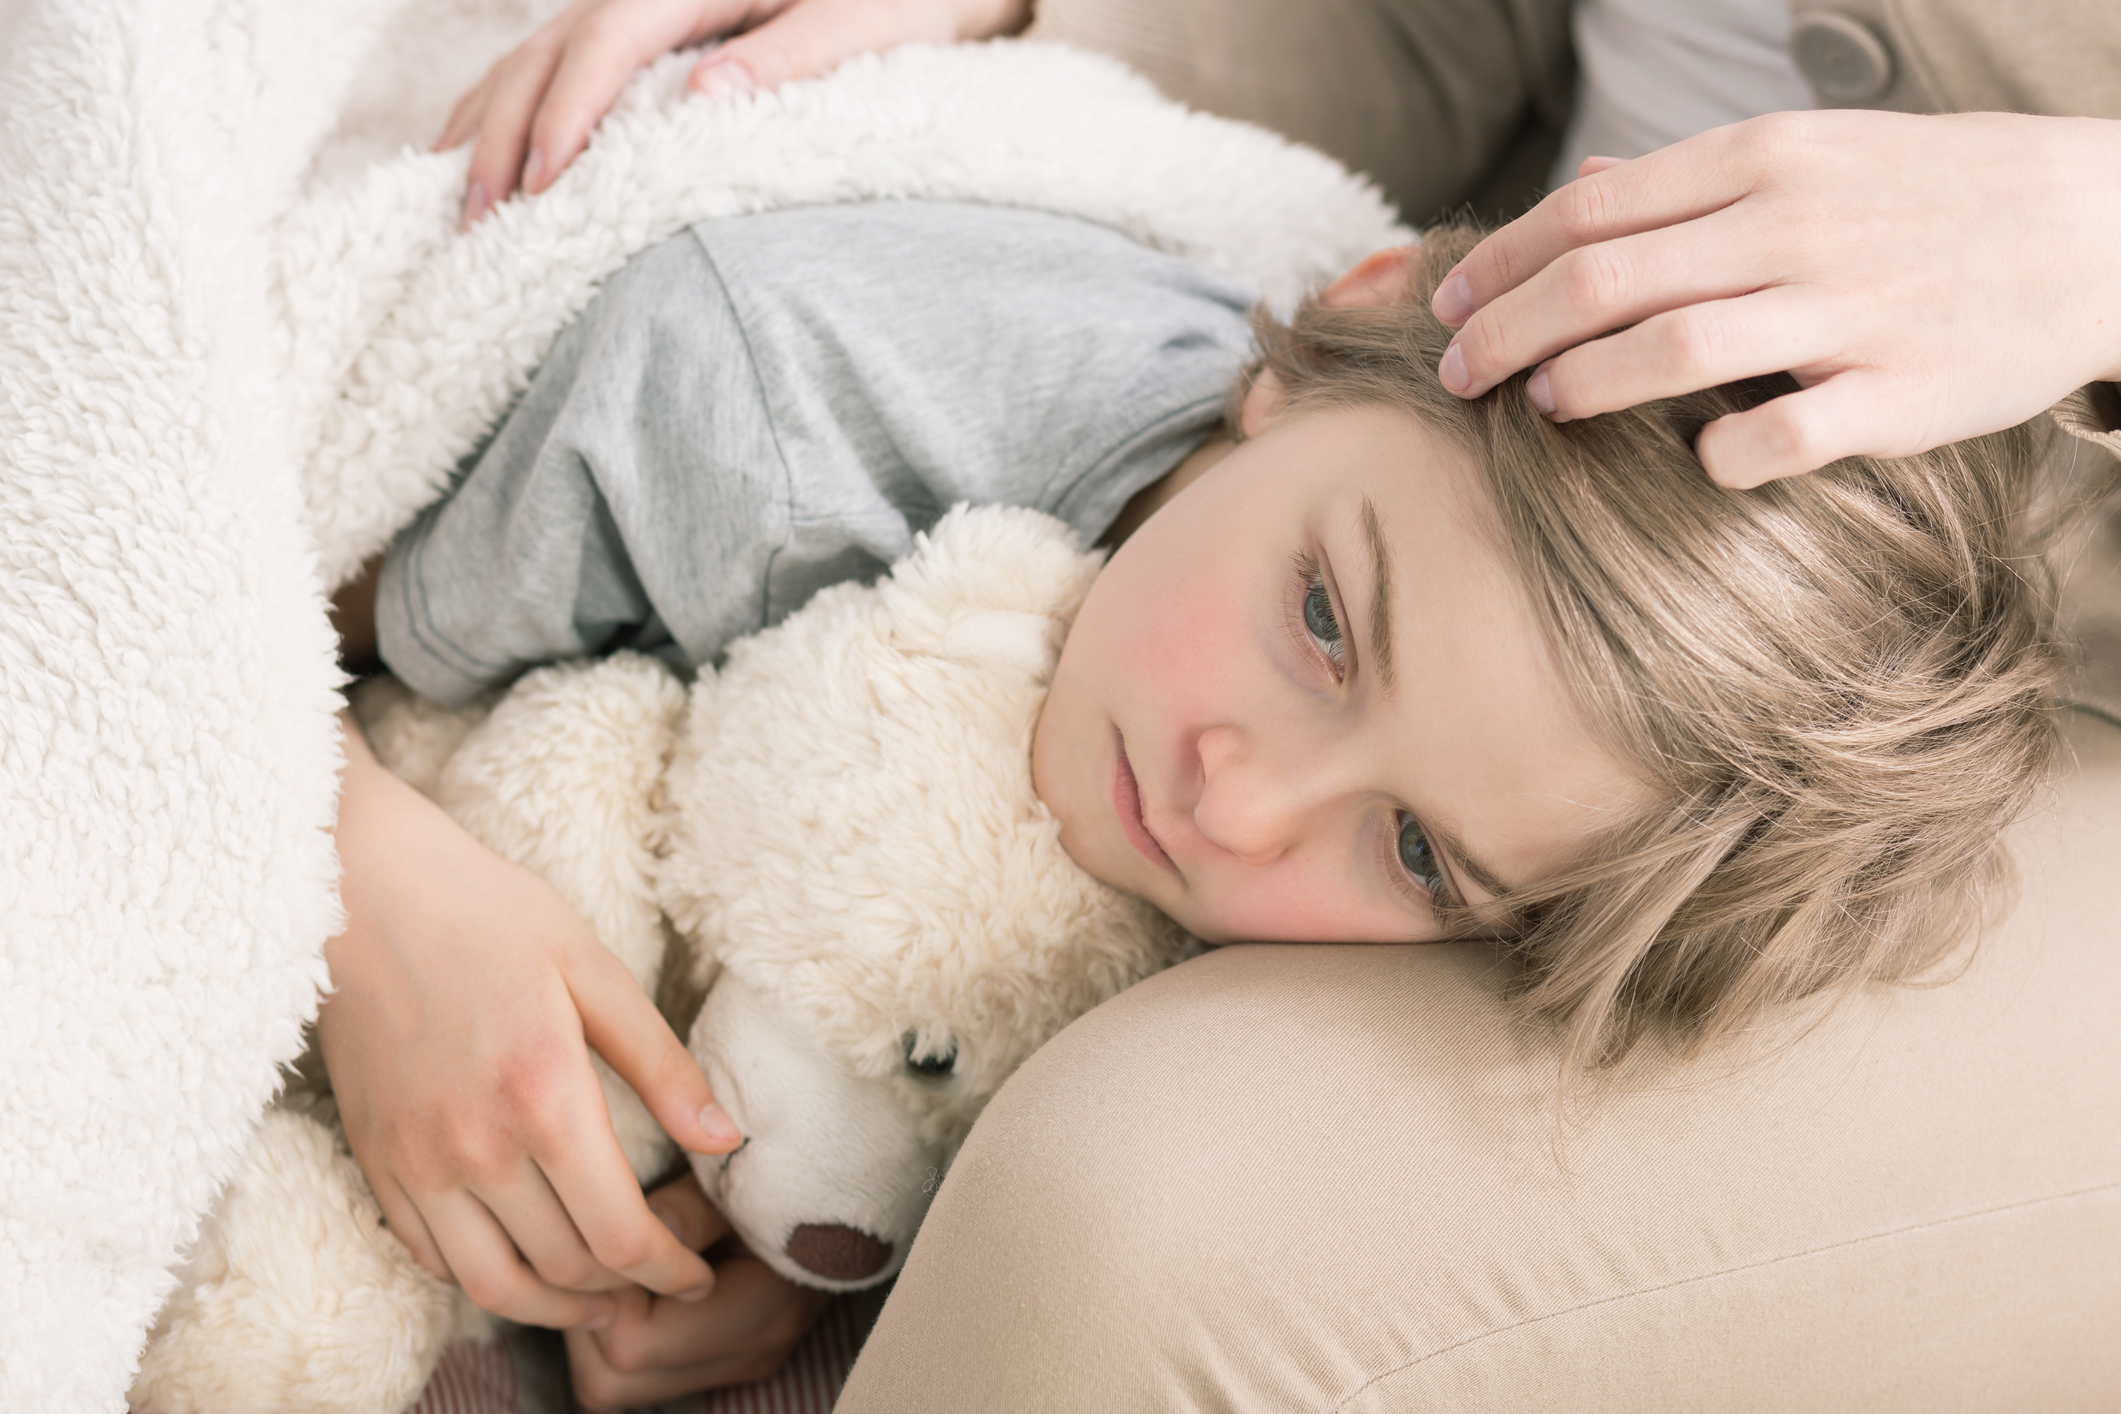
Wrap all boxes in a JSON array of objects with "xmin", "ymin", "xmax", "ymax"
[
  {"xmin": 1395, "ymin": 813, "xmax": 1446, "ymax": 896},
  {"xmin": 1300, "ymin": 568, "xmax": 1345, "ymax": 668}
]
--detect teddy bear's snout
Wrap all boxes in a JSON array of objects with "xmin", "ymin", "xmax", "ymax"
[{"xmin": 785, "ymin": 1223, "xmax": 894, "ymax": 1282}]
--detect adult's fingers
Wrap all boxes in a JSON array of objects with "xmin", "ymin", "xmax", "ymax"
[
  {"xmin": 524, "ymin": 0, "xmax": 747, "ymax": 194},
  {"xmin": 1430, "ymin": 121, "xmax": 1771, "ymax": 331},
  {"xmin": 568, "ymin": 941, "xmax": 741, "ymax": 1157},
  {"xmin": 690, "ymin": 0, "xmax": 994, "ymax": 98},
  {"xmin": 1524, "ymin": 285, "xmax": 1841, "ymax": 423},
  {"xmin": 523, "ymin": 1068, "xmax": 720, "ymax": 1301},
  {"xmin": 436, "ymin": 67, "xmax": 501, "ymax": 153},
  {"xmin": 1438, "ymin": 202, "xmax": 1780, "ymax": 400},
  {"xmin": 461, "ymin": 33, "xmax": 570, "ymax": 225},
  {"xmin": 1695, "ymin": 371, "xmax": 1899, "ymax": 488},
  {"xmin": 425, "ymin": 1188, "xmax": 618, "ymax": 1329}
]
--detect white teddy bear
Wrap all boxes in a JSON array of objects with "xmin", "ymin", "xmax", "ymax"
[{"xmin": 130, "ymin": 505, "xmax": 1193, "ymax": 1414}]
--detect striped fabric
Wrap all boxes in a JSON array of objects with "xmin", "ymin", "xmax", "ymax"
[
  {"xmin": 409, "ymin": 1338, "xmax": 522, "ymax": 1414},
  {"xmin": 405, "ymin": 1288, "xmax": 885, "ymax": 1414}
]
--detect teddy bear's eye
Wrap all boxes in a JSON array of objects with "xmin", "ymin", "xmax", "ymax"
[{"xmin": 901, "ymin": 1031, "xmax": 956, "ymax": 1078}]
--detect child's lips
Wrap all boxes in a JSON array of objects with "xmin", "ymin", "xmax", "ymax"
[{"xmin": 1113, "ymin": 732, "xmax": 1179, "ymax": 876}]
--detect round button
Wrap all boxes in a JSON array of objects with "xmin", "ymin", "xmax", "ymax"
[{"xmin": 1789, "ymin": 12, "xmax": 1894, "ymax": 104}]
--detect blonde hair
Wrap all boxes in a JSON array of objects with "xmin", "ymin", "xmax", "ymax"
[{"xmin": 1243, "ymin": 223, "xmax": 2066, "ymax": 1075}]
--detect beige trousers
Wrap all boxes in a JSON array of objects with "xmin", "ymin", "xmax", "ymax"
[
  {"xmin": 837, "ymin": 710, "xmax": 2121, "ymax": 1410},
  {"xmin": 1027, "ymin": 0, "xmax": 1575, "ymax": 226}
]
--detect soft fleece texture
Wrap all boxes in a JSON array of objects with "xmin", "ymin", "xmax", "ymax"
[{"xmin": 0, "ymin": 1, "xmax": 1404, "ymax": 1408}]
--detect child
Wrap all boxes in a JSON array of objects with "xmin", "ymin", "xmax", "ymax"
[{"xmin": 325, "ymin": 210, "xmax": 2062, "ymax": 1399}]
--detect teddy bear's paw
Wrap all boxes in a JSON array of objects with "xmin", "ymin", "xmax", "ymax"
[
  {"xmin": 939, "ymin": 609, "xmax": 1066, "ymax": 678},
  {"xmin": 129, "ymin": 1108, "xmax": 456, "ymax": 1414},
  {"xmin": 880, "ymin": 505, "xmax": 1106, "ymax": 661}
]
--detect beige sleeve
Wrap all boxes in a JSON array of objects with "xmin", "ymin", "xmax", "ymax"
[
  {"xmin": 1026, "ymin": 0, "xmax": 1575, "ymax": 227},
  {"xmin": 1789, "ymin": 0, "xmax": 2121, "ymax": 117},
  {"xmin": 838, "ymin": 714, "xmax": 2121, "ymax": 1411}
]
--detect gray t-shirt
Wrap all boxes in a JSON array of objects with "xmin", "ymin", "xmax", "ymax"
[{"xmin": 376, "ymin": 200, "xmax": 1255, "ymax": 706}]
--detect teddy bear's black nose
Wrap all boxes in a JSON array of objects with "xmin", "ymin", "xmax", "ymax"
[{"xmin": 785, "ymin": 1223, "xmax": 894, "ymax": 1281}]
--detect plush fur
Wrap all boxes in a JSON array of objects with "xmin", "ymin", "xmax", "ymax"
[
  {"xmin": 0, "ymin": 0, "xmax": 1403, "ymax": 1407},
  {"xmin": 130, "ymin": 507, "xmax": 1193, "ymax": 1414}
]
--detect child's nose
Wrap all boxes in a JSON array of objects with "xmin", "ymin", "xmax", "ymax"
[{"xmin": 1192, "ymin": 725, "xmax": 1315, "ymax": 865}]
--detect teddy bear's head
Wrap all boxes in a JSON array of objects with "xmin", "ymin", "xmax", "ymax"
[{"xmin": 658, "ymin": 506, "xmax": 1194, "ymax": 1290}]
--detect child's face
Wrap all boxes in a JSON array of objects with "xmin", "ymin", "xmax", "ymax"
[{"xmin": 1032, "ymin": 384, "xmax": 1652, "ymax": 945}]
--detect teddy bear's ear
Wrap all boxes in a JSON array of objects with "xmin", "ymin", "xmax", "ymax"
[{"xmin": 937, "ymin": 609, "xmax": 1065, "ymax": 678}]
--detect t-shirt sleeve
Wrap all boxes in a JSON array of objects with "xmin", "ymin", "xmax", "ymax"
[
  {"xmin": 376, "ymin": 202, "xmax": 1257, "ymax": 705},
  {"xmin": 374, "ymin": 234, "xmax": 789, "ymax": 706}
]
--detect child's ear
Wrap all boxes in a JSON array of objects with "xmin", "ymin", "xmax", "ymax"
[
  {"xmin": 1319, "ymin": 246, "xmax": 1420, "ymax": 310},
  {"xmin": 1239, "ymin": 369, "xmax": 1287, "ymax": 438}
]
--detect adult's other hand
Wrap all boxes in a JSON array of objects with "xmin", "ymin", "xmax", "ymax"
[
  {"xmin": 1430, "ymin": 111, "xmax": 2121, "ymax": 487},
  {"xmin": 438, "ymin": 0, "xmax": 1032, "ymax": 227}
]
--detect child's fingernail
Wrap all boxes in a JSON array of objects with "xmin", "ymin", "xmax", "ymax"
[
  {"xmin": 676, "ymin": 1284, "xmax": 712, "ymax": 1303},
  {"xmin": 695, "ymin": 56, "xmax": 756, "ymax": 102},
  {"xmin": 582, "ymin": 1310, "xmax": 611, "ymax": 1332},
  {"xmin": 522, "ymin": 147, "xmax": 545, "ymax": 193},
  {"xmin": 699, "ymin": 1103, "xmax": 741, "ymax": 1146},
  {"xmin": 1438, "ymin": 341, "xmax": 1470, "ymax": 395},
  {"xmin": 1432, "ymin": 271, "xmax": 1474, "ymax": 326},
  {"xmin": 1527, "ymin": 364, "xmax": 1557, "ymax": 416},
  {"xmin": 460, "ymin": 181, "xmax": 490, "ymax": 229}
]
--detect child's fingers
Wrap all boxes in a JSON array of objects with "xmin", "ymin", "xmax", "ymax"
[
  {"xmin": 568, "ymin": 944, "xmax": 741, "ymax": 1156},
  {"xmin": 511, "ymin": 982, "xmax": 722, "ymax": 1297},
  {"xmin": 488, "ymin": 1160, "xmax": 641, "ymax": 1294},
  {"xmin": 370, "ymin": 1170, "xmax": 450, "ymax": 1281},
  {"xmin": 536, "ymin": 1130, "xmax": 720, "ymax": 1303},
  {"xmin": 644, "ymin": 1168, "xmax": 732, "ymax": 1253},
  {"xmin": 567, "ymin": 1258, "xmax": 829, "ymax": 1408},
  {"xmin": 425, "ymin": 1188, "xmax": 619, "ymax": 1329}
]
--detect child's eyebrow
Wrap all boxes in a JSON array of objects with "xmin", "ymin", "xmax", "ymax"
[
  {"xmin": 1357, "ymin": 496, "xmax": 1516, "ymax": 910},
  {"xmin": 1359, "ymin": 496, "xmax": 1395, "ymax": 693},
  {"xmin": 1426, "ymin": 819, "xmax": 1516, "ymax": 905}
]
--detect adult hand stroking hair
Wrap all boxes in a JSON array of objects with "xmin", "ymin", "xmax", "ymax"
[
  {"xmin": 439, "ymin": 0, "xmax": 1031, "ymax": 227},
  {"xmin": 1430, "ymin": 110, "xmax": 2121, "ymax": 488}
]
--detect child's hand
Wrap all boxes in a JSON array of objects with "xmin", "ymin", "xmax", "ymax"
[
  {"xmin": 438, "ymin": 0, "xmax": 1033, "ymax": 227},
  {"xmin": 565, "ymin": 1171, "xmax": 832, "ymax": 1409},
  {"xmin": 320, "ymin": 712, "xmax": 742, "ymax": 1329}
]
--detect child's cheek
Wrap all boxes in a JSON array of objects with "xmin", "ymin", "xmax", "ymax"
[{"xmin": 1130, "ymin": 591, "xmax": 1260, "ymax": 735}]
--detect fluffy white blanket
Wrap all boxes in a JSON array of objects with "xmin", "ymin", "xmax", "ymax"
[{"xmin": 0, "ymin": 2, "xmax": 1403, "ymax": 1407}]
